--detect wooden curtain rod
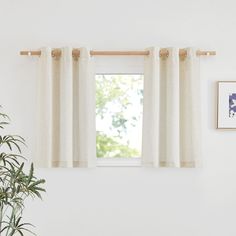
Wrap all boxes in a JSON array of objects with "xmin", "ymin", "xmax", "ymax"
[{"xmin": 20, "ymin": 49, "xmax": 216, "ymax": 58}]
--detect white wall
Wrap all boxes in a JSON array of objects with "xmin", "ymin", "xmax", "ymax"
[{"xmin": 1, "ymin": 0, "xmax": 236, "ymax": 235}]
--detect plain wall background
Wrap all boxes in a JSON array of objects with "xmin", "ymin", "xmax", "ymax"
[{"xmin": 1, "ymin": 0, "xmax": 236, "ymax": 235}]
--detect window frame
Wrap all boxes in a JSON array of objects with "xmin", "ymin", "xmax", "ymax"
[
  {"xmin": 97, "ymin": 157, "xmax": 141, "ymax": 167},
  {"xmin": 94, "ymin": 56, "xmax": 144, "ymax": 167}
]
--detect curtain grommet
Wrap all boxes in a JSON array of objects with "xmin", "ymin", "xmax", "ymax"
[{"xmin": 159, "ymin": 49, "xmax": 169, "ymax": 59}]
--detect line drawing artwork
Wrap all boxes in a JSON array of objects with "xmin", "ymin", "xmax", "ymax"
[{"xmin": 229, "ymin": 93, "xmax": 236, "ymax": 118}]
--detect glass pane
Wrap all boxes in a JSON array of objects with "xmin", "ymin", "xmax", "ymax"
[{"xmin": 96, "ymin": 74, "xmax": 143, "ymax": 158}]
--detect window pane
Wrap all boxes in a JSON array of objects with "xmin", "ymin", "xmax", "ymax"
[{"xmin": 96, "ymin": 74, "xmax": 143, "ymax": 158}]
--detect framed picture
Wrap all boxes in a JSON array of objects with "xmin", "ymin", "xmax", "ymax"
[{"xmin": 217, "ymin": 81, "xmax": 236, "ymax": 129}]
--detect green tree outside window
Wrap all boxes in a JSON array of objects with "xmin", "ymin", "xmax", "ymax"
[{"xmin": 96, "ymin": 74, "xmax": 143, "ymax": 158}]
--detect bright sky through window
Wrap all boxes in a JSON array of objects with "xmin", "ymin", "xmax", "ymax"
[{"xmin": 96, "ymin": 74, "xmax": 143, "ymax": 158}]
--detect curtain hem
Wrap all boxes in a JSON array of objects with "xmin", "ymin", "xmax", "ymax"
[
  {"xmin": 36, "ymin": 161, "xmax": 95, "ymax": 168},
  {"xmin": 180, "ymin": 161, "xmax": 201, "ymax": 168},
  {"xmin": 142, "ymin": 161, "xmax": 201, "ymax": 168}
]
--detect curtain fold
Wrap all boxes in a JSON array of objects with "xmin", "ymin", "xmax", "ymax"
[
  {"xmin": 35, "ymin": 47, "xmax": 96, "ymax": 168},
  {"xmin": 142, "ymin": 47, "xmax": 201, "ymax": 168},
  {"xmin": 180, "ymin": 48, "xmax": 201, "ymax": 167}
]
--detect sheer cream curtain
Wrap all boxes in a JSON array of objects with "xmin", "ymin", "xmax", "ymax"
[
  {"xmin": 35, "ymin": 47, "xmax": 96, "ymax": 167},
  {"xmin": 142, "ymin": 47, "xmax": 201, "ymax": 168}
]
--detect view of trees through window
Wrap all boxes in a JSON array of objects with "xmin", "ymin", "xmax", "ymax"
[{"xmin": 96, "ymin": 74, "xmax": 144, "ymax": 158}]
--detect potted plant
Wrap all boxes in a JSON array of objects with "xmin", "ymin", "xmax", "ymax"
[{"xmin": 0, "ymin": 107, "xmax": 45, "ymax": 236}]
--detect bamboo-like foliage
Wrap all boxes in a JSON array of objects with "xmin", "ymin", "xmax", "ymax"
[{"xmin": 0, "ymin": 107, "xmax": 45, "ymax": 236}]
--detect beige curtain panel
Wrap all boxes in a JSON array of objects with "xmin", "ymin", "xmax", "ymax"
[
  {"xmin": 142, "ymin": 47, "xmax": 202, "ymax": 168},
  {"xmin": 35, "ymin": 47, "xmax": 96, "ymax": 167}
]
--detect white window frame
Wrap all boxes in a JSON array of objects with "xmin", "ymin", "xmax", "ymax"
[
  {"xmin": 97, "ymin": 157, "xmax": 141, "ymax": 167},
  {"xmin": 94, "ymin": 56, "xmax": 144, "ymax": 167}
]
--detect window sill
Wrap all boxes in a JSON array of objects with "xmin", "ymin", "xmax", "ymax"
[{"xmin": 96, "ymin": 158, "xmax": 141, "ymax": 167}]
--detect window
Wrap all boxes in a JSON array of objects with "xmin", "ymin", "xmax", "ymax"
[{"xmin": 96, "ymin": 74, "xmax": 144, "ymax": 166}]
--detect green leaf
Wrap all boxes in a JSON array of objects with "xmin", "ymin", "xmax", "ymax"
[
  {"xmin": 0, "ymin": 107, "xmax": 46, "ymax": 236},
  {"xmin": 27, "ymin": 163, "xmax": 34, "ymax": 185},
  {"xmin": 29, "ymin": 179, "xmax": 46, "ymax": 188}
]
